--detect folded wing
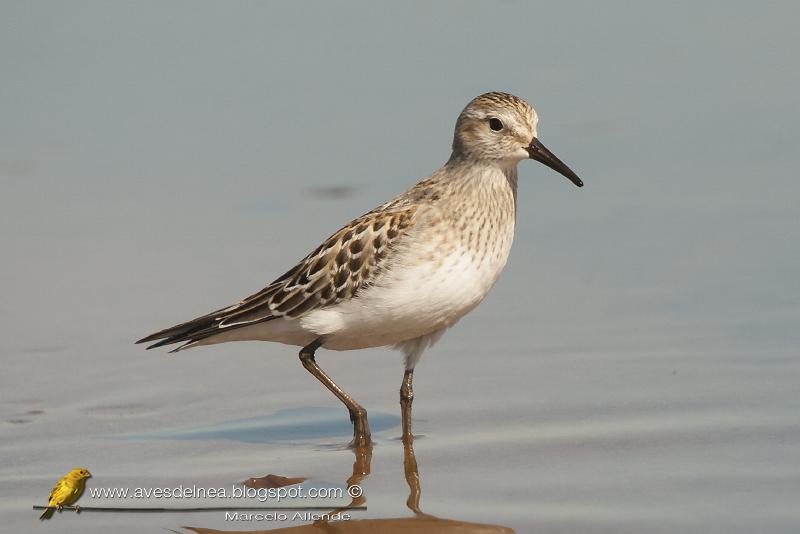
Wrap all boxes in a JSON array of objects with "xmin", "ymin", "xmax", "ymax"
[{"xmin": 136, "ymin": 205, "xmax": 416, "ymax": 351}]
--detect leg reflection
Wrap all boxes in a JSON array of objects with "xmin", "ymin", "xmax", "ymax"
[
  {"xmin": 403, "ymin": 428, "xmax": 423, "ymax": 515},
  {"xmin": 315, "ymin": 442, "xmax": 371, "ymax": 526},
  {"xmin": 315, "ymin": 429, "xmax": 426, "ymax": 527}
]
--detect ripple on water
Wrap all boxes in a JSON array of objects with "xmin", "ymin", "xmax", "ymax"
[{"xmin": 112, "ymin": 406, "xmax": 400, "ymax": 443}]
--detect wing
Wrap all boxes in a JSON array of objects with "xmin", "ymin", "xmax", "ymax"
[
  {"xmin": 136, "ymin": 205, "xmax": 416, "ymax": 350},
  {"xmin": 48, "ymin": 478, "xmax": 68, "ymax": 505}
]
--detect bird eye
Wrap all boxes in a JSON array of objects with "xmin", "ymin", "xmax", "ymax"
[{"xmin": 488, "ymin": 118, "xmax": 504, "ymax": 131}]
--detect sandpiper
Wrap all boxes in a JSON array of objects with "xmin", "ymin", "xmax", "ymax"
[{"xmin": 137, "ymin": 92, "xmax": 583, "ymax": 446}]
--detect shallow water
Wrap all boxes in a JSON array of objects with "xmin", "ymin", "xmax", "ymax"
[
  {"xmin": 2, "ymin": 1, "xmax": 799, "ymax": 533},
  {"xmin": 116, "ymin": 407, "xmax": 400, "ymax": 443}
]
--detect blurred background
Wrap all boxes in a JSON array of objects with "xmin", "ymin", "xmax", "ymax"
[{"xmin": 1, "ymin": 1, "xmax": 798, "ymax": 533}]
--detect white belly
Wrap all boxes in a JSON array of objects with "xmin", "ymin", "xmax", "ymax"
[
  {"xmin": 301, "ymin": 235, "xmax": 513, "ymax": 350},
  {"xmin": 192, "ymin": 238, "xmax": 512, "ymax": 352}
]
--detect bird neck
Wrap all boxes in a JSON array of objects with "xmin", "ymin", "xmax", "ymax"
[{"xmin": 443, "ymin": 154, "xmax": 519, "ymax": 202}]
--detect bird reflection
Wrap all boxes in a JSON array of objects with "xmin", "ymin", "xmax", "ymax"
[{"xmin": 185, "ymin": 429, "xmax": 512, "ymax": 533}]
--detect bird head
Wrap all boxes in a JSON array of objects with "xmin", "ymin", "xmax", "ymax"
[
  {"xmin": 452, "ymin": 92, "xmax": 582, "ymax": 187},
  {"xmin": 67, "ymin": 468, "xmax": 92, "ymax": 480}
]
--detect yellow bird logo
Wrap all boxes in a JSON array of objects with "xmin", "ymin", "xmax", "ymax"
[{"xmin": 40, "ymin": 468, "xmax": 92, "ymax": 520}]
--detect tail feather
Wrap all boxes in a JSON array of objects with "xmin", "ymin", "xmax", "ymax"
[
  {"xmin": 138, "ymin": 314, "xmax": 277, "ymax": 351},
  {"xmin": 136, "ymin": 306, "xmax": 231, "ymax": 345},
  {"xmin": 40, "ymin": 507, "xmax": 54, "ymax": 520}
]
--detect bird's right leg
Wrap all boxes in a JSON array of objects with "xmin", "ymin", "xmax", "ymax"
[{"xmin": 299, "ymin": 339, "xmax": 371, "ymax": 447}]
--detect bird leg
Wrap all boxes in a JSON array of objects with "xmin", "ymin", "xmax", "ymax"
[
  {"xmin": 400, "ymin": 369, "xmax": 414, "ymax": 443},
  {"xmin": 299, "ymin": 339, "xmax": 371, "ymax": 447},
  {"xmin": 74, "ymin": 505, "xmax": 81, "ymax": 514}
]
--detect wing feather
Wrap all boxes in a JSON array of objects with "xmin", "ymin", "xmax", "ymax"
[{"xmin": 137, "ymin": 205, "xmax": 417, "ymax": 349}]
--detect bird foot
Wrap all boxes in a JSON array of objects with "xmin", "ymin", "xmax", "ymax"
[{"xmin": 348, "ymin": 408, "xmax": 371, "ymax": 448}]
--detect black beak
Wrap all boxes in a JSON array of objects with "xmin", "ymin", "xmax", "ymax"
[{"xmin": 527, "ymin": 138, "xmax": 583, "ymax": 187}]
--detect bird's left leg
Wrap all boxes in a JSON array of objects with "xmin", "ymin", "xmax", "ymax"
[
  {"xmin": 399, "ymin": 332, "xmax": 440, "ymax": 443},
  {"xmin": 74, "ymin": 505, "xmax": 81, "ymax": 514},
  {"xmin": 400, "ymin": 368, "xmax": 414, "ymax": 443}
]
